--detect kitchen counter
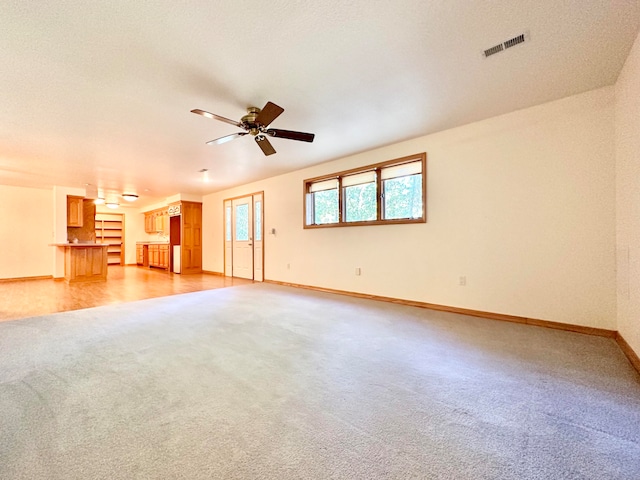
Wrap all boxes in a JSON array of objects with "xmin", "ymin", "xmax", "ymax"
[{"xmin": 136, "ymin": 242, "xmax": 170, "ymax": 270}]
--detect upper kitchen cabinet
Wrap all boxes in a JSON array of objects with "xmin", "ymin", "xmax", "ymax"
[
  {"xmin": 144, "ymin": 211, "xmax": 155, "ymax": 233},
  {"xmin": 67, "ymin": 196, "xmax": 84, "ymax": 227},
  {"xmin": 144, "ymin": 209, "xmax": 170, "ymax": 234}
]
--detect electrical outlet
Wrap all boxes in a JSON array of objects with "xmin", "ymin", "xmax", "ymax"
[
  {"xmin": 459, "ymin": 276, "xmax": 466, "ymax": 286},
  {"xmin": 355, "ymin": 267, "xmax": 361, "ymax": 276}
]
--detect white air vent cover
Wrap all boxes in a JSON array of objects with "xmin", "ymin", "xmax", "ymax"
[{"xmin": 483, "ymin": 31, "xmax": 530, "ymax": 58}]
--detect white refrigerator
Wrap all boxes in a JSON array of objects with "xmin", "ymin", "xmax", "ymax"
[{"xmin": 173, "ymin": 246, "xmax": 181, "ymax": 273}]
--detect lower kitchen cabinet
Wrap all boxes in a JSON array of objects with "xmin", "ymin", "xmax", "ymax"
[{"xmin": 147, "ymin": 244, "xmax": 169, "ymax": 270}]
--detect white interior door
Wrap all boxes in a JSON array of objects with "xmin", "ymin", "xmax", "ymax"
[
  {"xmin": 232, "ymin": 197, "xmax": 253, "ymax": 279},
  {"xmin": 253, "ymin": 193, "xmax": 263, "ymax": 282}
]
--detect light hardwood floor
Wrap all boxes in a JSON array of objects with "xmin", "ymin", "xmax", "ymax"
[{"xmin": 0, "ymin": 266, "xmax": 252, "ymax": 323}]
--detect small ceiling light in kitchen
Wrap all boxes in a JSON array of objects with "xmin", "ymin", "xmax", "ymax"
[
  {"xmin": 122, "ymin": 194, "xmax": 138, "ymax": 202},
  {"xmin": 106, "ymin": 202, "xmax": 119, "ymax": 209},
  {"xmin": 94, "ymin": 198, "xmax": 105, "ymax": 205},
  {"xmin": 199, "ymin": 168, "xmax": 210, "ymax": 183}
]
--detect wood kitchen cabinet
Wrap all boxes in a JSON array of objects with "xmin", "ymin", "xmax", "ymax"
[
  {"xmin": 147, "ymin": 244, "xmax": 169, "ymax": 270},
  {"xmin": 144, "ymin": 209, "xmax": 170, "ymax": 234},
  {"xmin": 159, "ymin": 244, "xmax": 169, "ymax": 268},
  {"xmin": 138, "ymin": 202, "xmax": 201, "ymax": 274},
  {"xmin": 67, "ymin": 196, "xmax": 84, "ymax": 227},
  {"xmin": 52, "ymin": 244, "xmax": 108, "ymax": 283},
  {"xmin": 144, "ymin": 212, "xmax": 155, "ymax": 233},
  {"xmin": 181, "ymin": 201, "xmax": 202, "ymax": 274},
  {"xmin": 136, "ymin": 244, "xmax": 148, "ymax": 266}
]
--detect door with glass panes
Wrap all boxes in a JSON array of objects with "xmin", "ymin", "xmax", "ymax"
[{"xmin": 225, "ymin": 193, "xmax": 264, "ymax": 280}]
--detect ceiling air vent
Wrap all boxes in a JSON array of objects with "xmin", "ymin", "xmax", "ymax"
[
  {"xmin": 483, "ymin": 31, "xmax": 530, "ymax": 58},
  {"xmin": 484, "ymin": 44, "xmax": 504, "ymax": 57},
  {"xmin": 504, "ymin": 34, "xmax": 525, "ymax": 49}
]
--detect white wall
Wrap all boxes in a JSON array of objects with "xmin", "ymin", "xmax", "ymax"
[
  {"xmin": 616, "ymin": 31, "xmax": 640, "ymax": 355},
  {"xmin": 0, "ymin": 185, "xmax": 54, "ymax": 279},
  {"xmin": 203, "ymin": 87, "xmax": 617, "ymax": 329}
]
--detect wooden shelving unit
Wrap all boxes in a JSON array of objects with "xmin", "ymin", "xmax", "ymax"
[{"xmin": 95, "ymin": 213, "xmax": 124, "ymax": 265}]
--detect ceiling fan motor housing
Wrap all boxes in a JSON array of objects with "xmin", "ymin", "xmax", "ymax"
[{"xmin": 242, "ymin": 107, "xmax": 261, "ymax": 135}]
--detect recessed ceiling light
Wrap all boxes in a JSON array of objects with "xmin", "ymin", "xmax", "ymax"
[
  {"xmin": 94, "ymin": 198, "xmax": 105, "ymax": 205},
  {"xmin": 106, "ymin": 202, "xmax": 119, "ymax": 209},
  {"xmin": 122, "ymin": 194, "xmax": 138, "ymax": 202}
]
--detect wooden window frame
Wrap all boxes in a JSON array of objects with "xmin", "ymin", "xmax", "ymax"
[{"xmin": 303, "ymin": 153, "xmax": 427, "ymax": 229}]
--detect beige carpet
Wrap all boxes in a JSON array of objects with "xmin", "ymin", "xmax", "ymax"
[{"xmin": 1, "ymin": 283, "xmax": 639, "ymax": 479}]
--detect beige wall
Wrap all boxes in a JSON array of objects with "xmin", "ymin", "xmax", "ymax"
[
  {"xmin": 204, "ymin": 87, "xmax": 617, "ymax": 329},
  {"xmin": 0, "ymin": 185, "xmax": 54, "ymax": 279},
  {"xmin": 616, "ymin": 31, "xmax": 640, "ymax": 355}
]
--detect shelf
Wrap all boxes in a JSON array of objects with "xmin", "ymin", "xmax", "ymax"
[{"xmin": 95, "ymin": 213, "xmax": 124, "ymax": 267}]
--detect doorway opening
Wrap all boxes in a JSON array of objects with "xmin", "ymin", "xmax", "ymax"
[
  {"xmin": 95, "ymin": 212, "xmax": 125, "ymax": 266},
  {"xmin": 224, "ymin": 192, "xmax": 264, "ymax": 281}
]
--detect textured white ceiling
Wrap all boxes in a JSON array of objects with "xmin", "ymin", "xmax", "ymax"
[{"xmin": 1, "ymin": 0, "xmax": 639, "ymax": 205}]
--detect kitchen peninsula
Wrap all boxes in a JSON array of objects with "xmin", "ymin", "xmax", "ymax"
[{"xmin": 50, "ymin": 243, "xmax": 109, "ymax": 283}]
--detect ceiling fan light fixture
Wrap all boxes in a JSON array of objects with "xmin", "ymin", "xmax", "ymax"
[
  {"xmin": 106, "ymin": 202, "xmax": 119, "ymax": 209},
  {"xmin": 122, "ymin": 193, "xmax": 138, "ymax": 202},
  {"xmin": 94, "ymin": 198, "xmax": 105, "ymax": 205},
  {"xmin": 192, "ymin": 101, "xmax": 314, "ymax": 156}
]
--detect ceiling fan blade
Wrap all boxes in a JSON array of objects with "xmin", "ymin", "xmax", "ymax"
[
  {"xmin": 206, "ymin": 132, "xmax": 248, "ymax": 145},
  {"xmin": 255, "ymin": 135, "xmax": 276, "ymax": 156},
  {"xmin": 255, "ymin": 102, "xmax": 284, "ymax": 127},
  {"xmin": 265, "ymin": 128, "xmax": 315, "ymax": 143},
  {"xmin": 191, "ymin": 109, "xmax": 243, "ymax": 128}
]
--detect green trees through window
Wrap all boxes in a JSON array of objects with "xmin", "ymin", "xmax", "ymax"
[
  {"xmin": 313, "ymin": 189, "xmax": 339, "ymax": 224},
  {"xmin": 345, "ymin": 182, "xmax": 376, "ymax": 222},
  {"xmin": 304, "ymin": 153, "xmax": 426, "ymax": 228},
  {"xmin": 383, "ymin": 174, "xmax": 423, "ymax": 220}
]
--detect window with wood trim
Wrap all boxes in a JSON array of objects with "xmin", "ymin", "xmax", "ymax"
[{"xmin": 304, "ymin": 153, "xmax": 426, "ymax": 228}]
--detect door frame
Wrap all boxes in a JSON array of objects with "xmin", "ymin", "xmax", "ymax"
[
  {"xmin": 223, "ymin": 191, "xmax": 265, "ymax": 280},
  {"xmin": 95, "ymin": 211, "xmax": 125, "ymax": 266}
]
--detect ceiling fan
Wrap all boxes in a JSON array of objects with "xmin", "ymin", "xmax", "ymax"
[{"xmin": 191, "ymin": 101, "xmax": 315, "ymax": 156}]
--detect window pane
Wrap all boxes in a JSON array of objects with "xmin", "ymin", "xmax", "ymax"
[
  {"xmin": 345, "ymin": 182, "xmax": 376, "ymax": 222},
  {"xmin": 383, "ymin": 174, "xmax": 422, "ymax": 220},
  {"xmin": 313, "ymin": 189, "xmax": 338, "ymax": 224},
  {"xmin": 225, "ymin": 206, "xmax": 231, "ymax": 241},
  {"xmin": 255, "ymin": 201, "xmax": 262, "ymax": 241},
  {"xmin": 235, "ymin": 204, "xmax": 249, "ymax": 241}
]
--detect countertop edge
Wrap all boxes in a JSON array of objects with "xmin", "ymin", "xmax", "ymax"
[{"xmin": 49, "ymin": 243, "xmax": 110, "ymax": 247}]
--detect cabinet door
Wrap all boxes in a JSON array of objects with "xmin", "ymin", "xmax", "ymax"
[
  {"xmin": 160, "ymin": 246, "xmax": 169, "ymax": 268},
  {"xmin": 154, "ymin": 212, "xmax": 166, "ymax": 233},
  {"xmin": 162, "ymin": 212, "xmax": 170, "ymax": 235},
  {"xmin": 136, "ymin": 245, "xmax": 144, "ymax": 265},
  {"xmin": 67, "ymin": 196, "xmax": 84, "ymax": 227},
  {"xmin": 148, "ymin": 245, "xmax": 157, "ymax": 266},
  {"xmin": 144, "ymin": 213, "xmax": 155, "ymax": 233},
  {"xmin": 181, "ymin": 202, "xmax": 203, "ymax": 274}
]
